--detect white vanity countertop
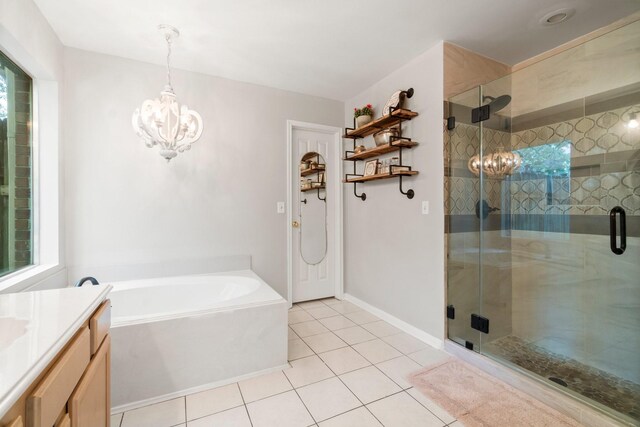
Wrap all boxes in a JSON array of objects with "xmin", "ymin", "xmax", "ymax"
[{"xmin": 0, "ymin": 285, "xmax": 112, "ymax": 417}]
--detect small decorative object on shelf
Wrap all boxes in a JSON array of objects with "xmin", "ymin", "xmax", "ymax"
[
  {"xmin": 364, "ymin": 160, "xmax": 379, "ymax": 177},
  {"xmin": 373, "ymin": 127, "xmax": 399, "ymax": 147},
  {"xmin": 382, "ymin": 88, "xmax": 414, "ymax": 116},
  {"xmin": 343, "ymin": 88, "xmax": 418, "ymax": 201},
  {"xmin": 354, "ymin": 104, "xmax": 374, "ymax": 128}
]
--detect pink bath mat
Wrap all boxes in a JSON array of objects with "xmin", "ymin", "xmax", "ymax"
[{"xmin": 408, "ymin": 358, "xmax": 583, "ymax": 426}]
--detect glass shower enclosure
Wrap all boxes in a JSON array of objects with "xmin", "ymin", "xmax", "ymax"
[{"xmin": 445, "ymin": 18, "xmax": 640, "ymax": 425}]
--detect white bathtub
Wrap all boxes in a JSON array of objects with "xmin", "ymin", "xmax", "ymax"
[{"xmin": 108, "ymin": 270, "xmax": 288, "ymax": 411}]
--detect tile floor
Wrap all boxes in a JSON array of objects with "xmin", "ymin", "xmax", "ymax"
[{"xmin": 111, "ymin": 298, "xmax": 457, "ymax": 427}]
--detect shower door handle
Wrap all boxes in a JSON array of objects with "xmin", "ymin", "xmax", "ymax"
[{"xmin": 609, "ymin": 206, "xmax": 626, "ymax": 255}]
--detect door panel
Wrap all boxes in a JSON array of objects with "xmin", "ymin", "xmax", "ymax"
[{"xmin": 292, "ymin": 128, "xmax": 335, "ymax": 302}]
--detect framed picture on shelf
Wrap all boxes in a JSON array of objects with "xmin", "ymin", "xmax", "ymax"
[{"xmin": 364, "ymin": 160, "xmax": 379, "ymax": 177}]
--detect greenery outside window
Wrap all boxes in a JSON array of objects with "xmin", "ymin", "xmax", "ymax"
[{"xmin": 0, "ymin": 49, "xmax": 33, "ymax": 277}]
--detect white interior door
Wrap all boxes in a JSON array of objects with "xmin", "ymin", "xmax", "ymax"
[{"xmin": 291, "ymin": 127, "xmax": 336, "ymax": 302}]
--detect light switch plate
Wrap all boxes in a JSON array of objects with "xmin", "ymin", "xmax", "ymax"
[
  {"xmin": 422, "ymin": 201, "xmax": 429, "ymax": 215},
  {"xmin": 277, "ymin": 202, "xmax": 285, "ymax": 214}
]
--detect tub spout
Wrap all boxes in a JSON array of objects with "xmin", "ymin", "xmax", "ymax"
[{"xmin": 75, "ymin": 276, "xmax": 100, "ymax": 287}]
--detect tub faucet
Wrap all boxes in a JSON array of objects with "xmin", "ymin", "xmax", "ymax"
[{"xmin": 75, "ymin": 276, "xmax": 100, "ymax": 287}]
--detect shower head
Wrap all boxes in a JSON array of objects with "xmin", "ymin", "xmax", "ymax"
[{"xmin": 483, "ymin": 95, "xmax": 512, "ymax": 112}]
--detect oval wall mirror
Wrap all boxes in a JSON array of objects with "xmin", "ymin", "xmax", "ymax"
[{"xmin": 299, "ymin": 152, "xmax": 327, "ymax": 265}]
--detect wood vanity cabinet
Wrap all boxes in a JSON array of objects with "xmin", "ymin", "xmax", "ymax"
[
  {"xmin": 0, "ymin": 300, "xmax": 111, "ymax": 427},
  {"xmin": 68, "ymin": 335, "xmax": 110, "ymax": 427}
]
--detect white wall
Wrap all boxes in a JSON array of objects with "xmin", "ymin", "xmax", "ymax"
[
  {"xmin": 0, "ymin": 0, "xmax": 66, "ymax": 292},
  {"xmin": 63, "ymin": 48, "xmax": 343, "ymax": 297},
  {"xmin": 343, "ymin": 42, "xmax": 445, "ymax": 342}
]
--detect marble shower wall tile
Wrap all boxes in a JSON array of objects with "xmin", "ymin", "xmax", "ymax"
[{"xmin": 511, "ymin": 230, "xmax": 640, "ymax": 384}]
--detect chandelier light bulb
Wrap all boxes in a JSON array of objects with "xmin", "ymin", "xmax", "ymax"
[
  {"xmin": 627, "ymin": 112, "xmax": 639, "ymax": 129},
  {"xmin": 132, "ymin": 25, "xmax": 203, "ymax": 162}
]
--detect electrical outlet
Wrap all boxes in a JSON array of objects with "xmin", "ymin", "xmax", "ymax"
[
  {"xmin": 277, "ymin": 202, "xmax": 285, "ymax": 214},
  {"xmin": 422, "ymin": 201, "xmax": 429, "ymax": 215}
]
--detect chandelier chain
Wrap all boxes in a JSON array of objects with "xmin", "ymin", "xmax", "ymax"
[{"xmin": 165, "ymin": 34, "xmax": 173, "ymax": 91}]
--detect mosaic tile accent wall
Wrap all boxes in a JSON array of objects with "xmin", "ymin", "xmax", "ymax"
[
  {"xmin": 511, "ymin": 103, "xmax": 640, "ymax": 216},
  {"xmin": 444, "ymin": 122, "xmax": 508, "ymax": 216},
  {"xmin": 445, "ymin": 103, "xmax": 640, "ymax": 219}
]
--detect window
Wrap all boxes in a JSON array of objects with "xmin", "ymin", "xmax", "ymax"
[{"xmin": 0, "ymin": 49, "xmax": 33, "ymax": 277}]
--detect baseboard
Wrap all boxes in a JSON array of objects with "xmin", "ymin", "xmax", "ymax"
[
  {"xmin": 343, "ymin": 293, "xmax": 443, "ymax": 350},
  {"xmin": 111, "ymin": 363, "xmax": 289, "ymax": 414}
]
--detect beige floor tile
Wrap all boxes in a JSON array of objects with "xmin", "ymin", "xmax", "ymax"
[
  {"xmin": 322, "ymin": 298, "xmax": 342, "ymax": 306},
  {"xmin": 361, "ymin": 320, "xmax": 402, "ymax": 338},
  {"xmin": 318, "ymin": 346, "xmax": 370, "ymax": 375},
  {"xmin": 284, "ymin": 355, "xmax": 334, "ymax": 388},
  {"xmin": 297, "ymin": 300, "xmax": 327, "ymax": 309},
  {"xmin": 290, "ymin": 320, "xmax": 330, "ymax": 338},
  {"xmin": 328, "ymin": 301, "xmax": 362, "ymax": 315},
  {"xmin": 339, "ymin": 366, "xmax": 402, "ymax": 404},
  {"xmin": 407, "ymin": 346, "xmax": 450, "ymax": 366},
  {"xmin": 110, "ymin": 413, "xmax": 123, "ymax": 427},
  {"xmin": 186, "ymin": 383, "xmax": 243, "ymax": 421},
  {"xmin": 406, "ymin": 387, "xmax": 456, "ymax": 424},
  {"xmin": 375, "ymin": 356, "xmax": 422, "ymax": 389},
  {"xmin": 344, "ymin": 310, "xmax": 380, "ymax": 324},
  {"xmin": 318, "ymin": 407, "xmax": 382, "ymax": 427},
  {"xmin": 246, "ymin": 390, "xmax": 314, "ymax": 427},
  {"xmin": 367, "ymin": 392, "xmax": 444, "ymax": 427},
  {"xmin": 289, "ymin": 338, "xmax": 315, "ymax": 361},
  {"xmin": 239, "ymin": 371, "xmax": 292, "ymax": 403},
  {"xmin": 289, "ymin": 310, "xmax": 314, "ymax": 324},
  {"xmin": 121, "ymin": 397, "xmax": 186, "ymax": 427},
  {"xmin": 305, "ymin": 306, "xmax": 340, "ymax": 319},
  {"xmin": 448, "ymin": 421, "xmax": 465, "ymax": 426},
  {"xmin": 289, "ymin": 327, "xmax": 300, "ymax": 340},
  {"xmin": 382, "ymin": 332, "xmax": 428, "ymax": 354},
  {"xmin": 296, "ymin": 377, "xmax": 361, "ymax": 422},
  {"xmin": 289, "ymin": 304, "xmax": 303, "ymax": 312},
  {"xmin": 352, "ymin": 339, "xmax": 402, "ymax": 364},
  {"xmin": 333, "ymin": 326, "xmax": 376, "ymax": 345},
  {"xmin": 318, "ymin": 315, "xmax": 356, "ymax": 331},
  {"xmin": 188, "ymin": 406, "xmax": 252, "ymax": 427},
  {"xmin": 302, "ymin": 332, "xmax": 348, "ymax": 354}
]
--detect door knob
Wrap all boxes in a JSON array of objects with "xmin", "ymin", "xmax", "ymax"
[{"xmin": 292, "ymin": 220, "xmax": 300, "ymax": 228}]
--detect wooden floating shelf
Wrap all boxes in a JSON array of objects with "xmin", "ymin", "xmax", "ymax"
[
  {"xmin": 345, "ymin": 140, "xmax": 418, "ymax": 161},
  {"xmin": 344, "ymin": 170, "xmax": 418, "ymax": 183},
  {"xmin": 300, "ymin": 166, "xmax": 325, "ymax": 177},
  {"xmin": 344, "ymin": 109, "xmax": 419, "ymax": 139},
  {"xmin": 301, "ymin": 185, "xmax": 325, "ymax": 192}
]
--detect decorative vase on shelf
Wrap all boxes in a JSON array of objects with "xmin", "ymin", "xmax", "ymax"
[{"xmin": 356, "ymin": 115, "xmax": 372, "ymax": 128}]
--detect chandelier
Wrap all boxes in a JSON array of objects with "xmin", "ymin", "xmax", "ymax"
[
  {"xmin": 132, "ymin": 25, "xmax": 203, "ymax": 162},
  {"xmin": 468, "ymin": 146, "xmax": 521, "ymax": 178}
]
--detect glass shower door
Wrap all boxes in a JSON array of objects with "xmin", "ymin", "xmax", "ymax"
[
  {"xmin": 446, "ymin": 25, "xmax": 640, "ymax": 420},
  {"xmin": 476, "ymin": 44, "xmax": 640, "ymax": 423},
  {"xmin": 445, "ymin": 86, "xmax": 483, "ymax": 351}
]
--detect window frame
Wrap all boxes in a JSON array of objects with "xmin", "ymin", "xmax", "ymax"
[{"xmin": 0, "ymin": 39, "xmax": 63, "ymax": 293}]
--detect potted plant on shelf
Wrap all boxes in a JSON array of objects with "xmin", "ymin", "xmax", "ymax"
[{"xmin": 354, "ymin": 104, "xmax": 374, "ymax": 128}]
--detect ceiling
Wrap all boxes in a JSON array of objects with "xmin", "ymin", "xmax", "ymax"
[{"xmin": 34, "ymin": 0, "xmax": 640, "ymax": 101}]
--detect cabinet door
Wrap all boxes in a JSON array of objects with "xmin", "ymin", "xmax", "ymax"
[
  {"xmin": 69, "ymin": 335, "xmax": 110, "ymax": 427},
  {"xmin": 6, "ymin": 417, "xmax": 23, "ymax": 427}
]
